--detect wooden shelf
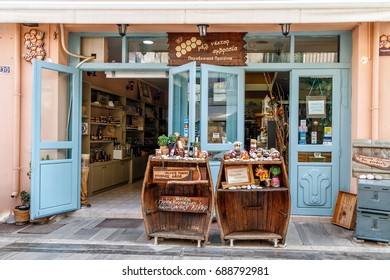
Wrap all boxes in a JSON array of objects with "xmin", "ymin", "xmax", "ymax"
[
  {"xmin": 150, "ymin": 229, "xmax": 205, "ymax": 240},
  {"xmin": 222, "ymin": 159, "xmax": 283, "ymax": 165},
  {"xmin": 90, "ymin": 121, "xmax": 121, "ymax": 126},
  {"xmin": 142, "ymin": 158, "xmax": 214, "ymax": 247},
  {"xmin": 91, "ymin": 103, "xmax": 123, "ymax": 111},
  {"xmin": 225, "ymin": 230, "xmax": 282, "ymax": 240},
  {"xmin": 218, "ymin": 187, "xmax": 289, "ymax": 192},
  {"xmin": 215, "ymin": 157, "xmax": 290, "ymax": 247}
]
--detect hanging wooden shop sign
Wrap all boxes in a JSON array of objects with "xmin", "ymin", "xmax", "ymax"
[
  {"xmin": 168, "ymin": 33, "xmax": 247, "ymax": 66},
  {"xmin": 158, "ymin": 196, "xmax": 209, "ymax": 213},
  {"xmin": 379, "ymin": 34, "xmax": 390, "ymax": 56},
  {"xmin": 352, "ymin": 154, "xmax": 390, "ymax": 170},
  {"xmin": 22, "ymin": 29, "xmax": 46, "ymax": 63}
]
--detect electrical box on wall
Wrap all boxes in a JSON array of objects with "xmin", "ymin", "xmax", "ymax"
[{"xmin": 81, "ymin": 38, "xmax": 108, "ymax": 63}]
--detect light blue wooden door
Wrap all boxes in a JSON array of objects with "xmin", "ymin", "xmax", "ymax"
[
  {"xmin": 31, "ymin": 60, "xmax": 81, "ymax": 219},
  {"xmin": 290, "ymin": 69, "xmax": 341, "ymax": 216},
  {"xmin": 168, "ymin": 61, "xmax": 196, "ymax": 142}
]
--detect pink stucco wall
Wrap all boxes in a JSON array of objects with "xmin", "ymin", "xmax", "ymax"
[
  {"xmin": 378, "ymin": 23, "xmax": 390, "ymax": 140},
  {"xmin": 0, "ymin": 24, "xmax": 18, "ymax": 218},
  {"xmin": 0, "ymin": 24, "xmax": 64, "ymax": 219},
  {"xmin": 350, "ymin": 22, "xmax": 390, "ymax": 193}
]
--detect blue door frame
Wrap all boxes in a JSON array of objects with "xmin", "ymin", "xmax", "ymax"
[{"xmin": 31, "ymin": 60, "xmax": 81, "ymax": 219}]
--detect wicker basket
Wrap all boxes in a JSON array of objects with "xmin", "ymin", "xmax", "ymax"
[{"xmin": 14, "ymin": 208, "xmax": 30, "ymax": 225}]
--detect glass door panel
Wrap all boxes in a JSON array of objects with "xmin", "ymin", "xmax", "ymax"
[
  {"xmin": 40, "ymin": 68, "xmax": 72, "ymax": 142},
  {"xmin": 298, "ymin": 76, "xmax": 333, "ymax": 145},
  {"xmin": 168, "ymin": 61, "xmax": 196, "ymax": 142},
  {"xmin": 200, "ymin": 64, "xmax": 244, "ymax": 152}
]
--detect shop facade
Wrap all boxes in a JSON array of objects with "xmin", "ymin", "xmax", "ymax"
[{"xmin": 1, "ymin": 1, "xmax": 390, "ymax": 221}]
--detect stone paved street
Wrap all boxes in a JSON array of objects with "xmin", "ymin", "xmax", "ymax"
[{"xmin": 1, "ymin": 214, "xmax": 390, "ymax": 260}]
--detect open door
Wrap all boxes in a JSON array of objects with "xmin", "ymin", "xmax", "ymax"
[
  {"xmin": 30, "ymin": 60, "xmax": 81, "ymax": 219},
  {"xmin": 168, "ymin": 61, "xmax": 196, "ymax": 142}
]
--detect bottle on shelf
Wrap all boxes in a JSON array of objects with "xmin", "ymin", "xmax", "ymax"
[{"xmin": 193, "ymin": 136, "xmax": 201, "ymax": 158}]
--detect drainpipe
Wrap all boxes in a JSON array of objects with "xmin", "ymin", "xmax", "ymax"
[
  {"xmin": 59, "ymin": 24, "xmax": 94, "ymax": 68},
  {"xmin": 11, "ymin": 23, "xmax": 21, "ymax": 198},
  {"xmin": 371, "ymin": 22, "xmax": 379, "ymax": 140}
]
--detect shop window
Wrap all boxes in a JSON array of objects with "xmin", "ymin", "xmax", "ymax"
[
  {"xmin": 107, "ymin": 37, "xmax": 124, "ymax": 63},
  {"xmin": 127, "ymin": 37, "xmax": 168, "ymax": 63},
  {"xmin": 40, "ymin": 68, "xmax": 71, "ymax": 142},
  {"xmin": 206, "ymin": 71, "xmax": 239, "ymax": 145},
  {"xmin": 246, "ymin": 37, "xmax": 290, "ymax": 63},
  {"xmin": 294, "ymin": 36, "xmax": 339, "ymax": 63}
]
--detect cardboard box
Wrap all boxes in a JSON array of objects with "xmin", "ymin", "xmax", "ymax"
[{"xmin": 113, "ymin": 150, "xmax": 123, "ymax": 160}]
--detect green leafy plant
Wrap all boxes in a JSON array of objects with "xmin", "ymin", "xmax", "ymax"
[
  {"xmin": 15, "ymin": 190, "xmax": 30, "ymax": 210},
  {"xmin": 168, "ymin": 134, "xmax": 177, "ymax": 144},
  {"xmin": 269, "ymin": 166, "xmax": 281, "ymax": 178},
  {"xmin": 20, "ymin": 191, "xmax": 30, "ymax": 205},
  {"xmin": 157, "ymin": 134, "xmax": 169, "ymax": 147}
]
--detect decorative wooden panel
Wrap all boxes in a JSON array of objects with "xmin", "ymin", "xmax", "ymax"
[{"xmin": 298, "ymin": 167, "xmax": 331, "ymax": 207}]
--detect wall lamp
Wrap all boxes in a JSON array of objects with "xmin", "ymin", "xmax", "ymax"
[
  {"xmin": 117, "ymin": 24, "xmax": 128, "ymax": 37},
  {"xmin": 126, "ymin": 81, "xmax": 135, "ymax": 91},
  {"xmin": 197, "ymin": 24, "xmax": 209, "ymax": 38},
  {"xmin": 280, "ymin": 23, "xmax": 291, "ymax": 37}
]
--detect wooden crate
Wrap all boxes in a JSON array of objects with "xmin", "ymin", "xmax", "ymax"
[{"xmin": 332, "ymin": 191, "xmax": 357, "ymax": 229}]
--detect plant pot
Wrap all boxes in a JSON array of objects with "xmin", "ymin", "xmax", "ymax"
[
  {"xmin": 160, "ymin": 146, "xmax": 169, "ymax": 156},
  {"xmin": 271, "ymin": 177, "xmax": 280, "ymax": 188},
  {"xmin": 14, "ymin": 208, "xmax": 30, "ymax": 225}
]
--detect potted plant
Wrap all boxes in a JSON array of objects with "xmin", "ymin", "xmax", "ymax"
[
  {"xmin": 157, "ymin": 134, "xmax": 169, "ymax": 155},
  {"xmin": 14, "ymin": 190, "xmax": 30, "ymax": 225},
  {"xmin": 168, "ymin": 133, "xmax": 177, "ymax": 156},
  {"xmin": 269, "ymin": 165, "xmax": 281, "ymax": 187}
]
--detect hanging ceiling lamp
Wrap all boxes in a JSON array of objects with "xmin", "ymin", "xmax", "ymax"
[
  {"xmin": 280, "ymin": 23, "xmax": 291, "ymax": 37},
  {"xmin": 117, "ymin": 24, "xmax": 128, "ymax": 37},
  {"xmin": 197, "ymin": 24, "xmax": 209, "ymax": 38}
]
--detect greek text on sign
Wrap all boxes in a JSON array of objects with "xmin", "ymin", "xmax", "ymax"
[
  {"xmin": 153, "ymin": 167, "xmax": 193, "ymax": 182},
  {"xmin": 225, "ymin": 165, "xmax": 252, "ymax": 185},
  {"xmin": 352, "ymin": 154, "xmax": 390, "ymax": 170},
  {"xmin": 158, "ymin": 196, "xmax": 208, "ymax": 213}
]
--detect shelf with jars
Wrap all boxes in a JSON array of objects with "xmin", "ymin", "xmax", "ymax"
[{"xmin": 82, "ymin": 80, "xmax": 167, "ymax": 193}]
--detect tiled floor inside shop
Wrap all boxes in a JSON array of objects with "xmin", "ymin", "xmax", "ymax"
[{"xmin": 72, "ymin": 179, "xmax": 144, "ymax": 219}]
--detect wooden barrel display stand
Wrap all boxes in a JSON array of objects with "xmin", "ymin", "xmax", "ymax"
[
  {"xmin": 142, "ymin": 157, "xmax": 214, "ymax": 247},
  {"xmin": 215, "ymin": 157, "xmax": 290, "ymax": 247}
]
